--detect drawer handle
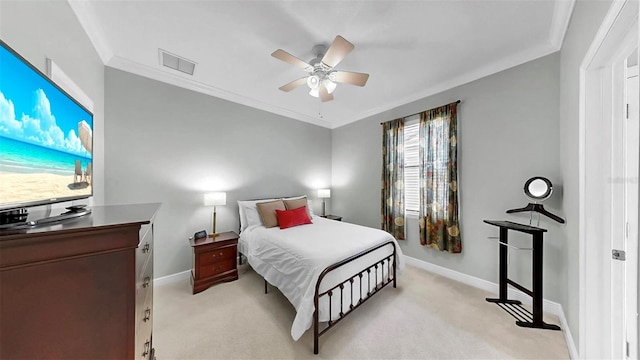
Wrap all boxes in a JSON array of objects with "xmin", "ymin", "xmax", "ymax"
[
  {"xmin": 142, "ymin": 340, "xmax": 150, "ymax": 356},
  {"xmin": 143, "ymin": 276, "xmax": 151, "ymax": 288},
  {"xmin": 143, "ymin": 308, "xmax": 151, "ymax": 322},
  {"xmin": 142, "ymin": 243, "xmax": 150, "ymax": 253}
]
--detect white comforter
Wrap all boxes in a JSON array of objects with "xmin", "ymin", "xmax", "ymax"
[{"xmin": 240, "ymin": 216, "xmax": 405, "ymax": 340}]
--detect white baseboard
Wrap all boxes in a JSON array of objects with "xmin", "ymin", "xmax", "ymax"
[
  {"xmin": 404, "ymin": 255, "xmax": 578, "ymax": 359},
  {"xmin": 154, "ymin": 270, "xmax": 190, "ymax": 287}
]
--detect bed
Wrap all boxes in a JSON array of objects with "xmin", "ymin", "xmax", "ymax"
[{"xmin": 238, "ymin": 197, "xmax": 405, "ymax": 354}]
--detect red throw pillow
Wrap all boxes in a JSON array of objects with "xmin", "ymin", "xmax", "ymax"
[{"xmin": 276, "ymin": 206, "xmax": 312, "ymax": 229}]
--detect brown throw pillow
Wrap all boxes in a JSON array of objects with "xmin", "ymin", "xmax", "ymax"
[
  {"xmin": 283, "ymin": 196, "xmax": 307, "ymax": 211},
  {"xmin": 256, "ymin": 200, "xmax": 286, "ymax": 228}
]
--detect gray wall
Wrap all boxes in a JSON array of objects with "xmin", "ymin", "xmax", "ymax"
[
  {"xmin": 0, "ymin": 0, "xmax": 105, "ymax": 205},
  {"xmin": 558, "ymin": 0, "xmax": 613, "ymax": 350},
  {"xmin": 332, "ymin": 53, "xmax": 563, "ymax": 299},
  {"xmin": 104, "ymin": 68, "xmax": 332, "ymax": 278}
]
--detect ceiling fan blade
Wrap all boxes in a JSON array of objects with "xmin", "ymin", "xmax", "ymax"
[
  {"xmin": 279, "ymin": 77, "xmax": 308, "ymax": 92},
  {"xmin": 319, "ymin": 83, "xmax": 334, "ymax": 102},
  {"xmin": 332, "ymin": 71, "xmax": 369, "ymax": 87},
  {"xmin": 321, "ymin": 35, "xmax": 354, "ymax": 69},
  {"xmin": 271, "ymin": 49, "xmax": 313, "ymax": 71}
]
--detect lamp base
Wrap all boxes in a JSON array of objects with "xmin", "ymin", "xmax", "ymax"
[{"xmin": 208, "ymin": 233, "xmax": 220, "ymax": 238}]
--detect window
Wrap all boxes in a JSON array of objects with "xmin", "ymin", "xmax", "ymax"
[
  {"xmin": 385, "ymin": 101, "xmax": 460, "ymax": 251},
  {"xmin": 404, "ymin": 116, "xmax": 419, "ymax": 215},
  {"xmin": 404, "ymin": 115, "xmax": 452, "ymax": 216}
]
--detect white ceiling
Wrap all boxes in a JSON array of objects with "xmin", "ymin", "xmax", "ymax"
[{"xmin": 69, "ymin": 0, "xmax": 574, "ymax": 129}]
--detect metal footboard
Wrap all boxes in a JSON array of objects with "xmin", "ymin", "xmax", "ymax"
[{"xmin": 312, "ymin": 240, "xmax": 397, "ymax": 354}]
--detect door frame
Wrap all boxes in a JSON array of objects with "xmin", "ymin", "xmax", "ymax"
[{"xmin": 579, "ymin": 0, "xmax": 639, "ymax": 358}]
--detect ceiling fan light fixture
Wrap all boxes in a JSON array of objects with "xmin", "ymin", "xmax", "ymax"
[
  {"xmin": 308, "ymin": 79, "xmax": 337, "ymax": 98},
  {"xmin": 306, "ymin": 75, "xmax": 320, "ymax": 90},
  {"xmin": 272, "ymin": 35, "xmax": 367, "ymax": 102},
  {"xmin": 324, "ymin": 79, "xmax": 337, "ymax": 93}
]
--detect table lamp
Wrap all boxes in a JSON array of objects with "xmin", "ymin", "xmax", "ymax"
[
  {"xmin": 317, "ymin": 189, "xmax": 331, "ymax": 216},
  {"xmin": 204, "ymin": 192, "xmax": 226, "ymax": 237}
]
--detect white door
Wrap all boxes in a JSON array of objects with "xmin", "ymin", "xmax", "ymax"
[
  {"xmin": 624, "ymin": 63, "xmax": 638, "ymax": 360},
  {"xmin": 610, "ymin": 46, "xmax": 639, "ymax": 360}
]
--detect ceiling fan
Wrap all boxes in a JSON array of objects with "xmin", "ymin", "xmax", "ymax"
[{"xmin": 271, "ymin": 35, "xmax": 369, "ymax": 102}]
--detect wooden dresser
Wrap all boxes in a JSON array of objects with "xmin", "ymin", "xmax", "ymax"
[{"xmin": 0, "ymin": 203, "xmax": 160, "ymax": 359}]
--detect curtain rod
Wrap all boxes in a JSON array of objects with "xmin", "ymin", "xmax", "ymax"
[{"xmin": 380, "ymin": 100, "xmax": 461, "ymax": 125}]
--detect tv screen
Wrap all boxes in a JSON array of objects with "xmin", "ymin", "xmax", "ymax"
[{"xmin": 0, "ymin": 39, "xmax": 93, "ymax": 212}]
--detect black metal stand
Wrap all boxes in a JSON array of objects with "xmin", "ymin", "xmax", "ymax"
[{"xmin": 483, "ymin": 220, "xmax": 560, "ymax": 331}]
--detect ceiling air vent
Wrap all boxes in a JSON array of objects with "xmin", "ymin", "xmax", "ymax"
[{"xmin": 159, "ymin": 49, "xmax": 196, "ymax": 75}]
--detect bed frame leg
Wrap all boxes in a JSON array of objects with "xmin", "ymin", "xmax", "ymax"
[
  {"xmin": 393, "ymin": 255, "xmax": 397, "ymax": 288},
  {"xmin": 264, "ymin": 279, "xmax": 268, "ymax": 294},
  {"xmin": 313, "ymin": 290, "xmax": 320, "ymax": 354},
  {"xmin": 313, "ymin": 310, "xmax": 319, "ymax": 354}
]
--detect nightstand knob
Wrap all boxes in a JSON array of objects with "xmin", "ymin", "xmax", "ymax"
[{"xmin": 219, "ymin": 252, "xmax": 223, "ymax": 256}]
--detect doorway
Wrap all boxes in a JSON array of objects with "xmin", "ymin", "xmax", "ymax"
[{"xmin": 580, "ymin": 0, "xmax": 639, "ymax": 358}]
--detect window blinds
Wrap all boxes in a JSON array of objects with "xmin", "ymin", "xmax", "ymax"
[{"xmin": 404, "ymin": 117, "xmax": 419, "ymax": 213}]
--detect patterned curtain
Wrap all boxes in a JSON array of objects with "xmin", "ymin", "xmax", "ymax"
[
  {"xmin": 418, "ymin": 102, "xmax": 461, "ymax": 253},
  {"xmin": 381, "ymin": 118, "xmax": 405, "ymax": 240}
]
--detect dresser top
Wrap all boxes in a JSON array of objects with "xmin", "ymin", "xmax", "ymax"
[{"xmin": 0, "ymin": 203, "xmax": 161, "ymax": 239}]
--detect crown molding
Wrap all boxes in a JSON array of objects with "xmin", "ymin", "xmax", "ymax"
[
  {"xmin": 332, "ymin": 41, "xmax": 559, "ymax": 129},
  {"xmin": 334, "ymin": 0, "xmax": 576, "ymax": 129},
  {"xmin": 549, "ymin": 0, "xmax": 576, "ymax": 50},
  {"xmin": 106, "ymin": 56, "xmax": 333, "ymax": 129},
  {"xmin": 68, "ymin": 0, "xmax": 112, "ymax": 64},
  {"xmin": 69, "ymin": 0, "xmax": 576, "ymax": 130}
]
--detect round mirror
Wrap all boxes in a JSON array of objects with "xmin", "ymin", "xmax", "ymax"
[{"xmin": 524, "ymin": 176, "xmax": 553, "ymax": 201}]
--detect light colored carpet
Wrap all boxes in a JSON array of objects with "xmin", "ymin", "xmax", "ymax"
[{"xmin": 154, "ymin": 263, "xmax": 570, "ymax": 359}]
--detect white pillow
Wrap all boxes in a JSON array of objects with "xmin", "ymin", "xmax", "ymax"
[
  {"xmin": 238, "ymin": 199, "xmax": 277, "ymax": 232},
  {"xmin": 306, "ymin": 199, "xmax": 316, "ymax": 217},
  {"xmin": 245, "ymin": 205, "xmax": 262, "ymax": 228}
]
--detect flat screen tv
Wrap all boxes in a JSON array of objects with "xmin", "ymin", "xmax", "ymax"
[{"xmin": 0, "ymin": 39, "xmax": 93, "ymax": 218}]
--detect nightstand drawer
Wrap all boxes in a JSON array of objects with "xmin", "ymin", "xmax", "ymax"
[
  {"xmin": 199, "ymin": 258, "xmax": 235, "ymax": 278},
  {"xmin": 198, "ymin": 246, "xmax": 236, "ymax": 265}
]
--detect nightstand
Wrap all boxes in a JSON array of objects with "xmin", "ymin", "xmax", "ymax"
[
  {"xmin": 189, "ymin": 231, "xmax": 239, "ymax": 294},
  {"xmin": 321, "ymin": 214, "xmax": 342, "ymax": 221}
]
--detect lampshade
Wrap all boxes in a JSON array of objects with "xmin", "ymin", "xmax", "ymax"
[
  {"xmin": 204, "ymin": 192, "xmax": 226, "ymax": 206},
  {"xmin": 317, "ymin": 189, "xmax": 331, "ymax": 199}
]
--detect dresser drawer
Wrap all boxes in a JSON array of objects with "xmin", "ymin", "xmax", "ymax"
[
  {"xmin": 135, "ymin": 321, "xmax": 153, "ymax": 360},
  {"xmin": 136, "ymin": 262, "xmax": 153, "ymax": 298},
  {"xmin": 199, "ymin": 258, "xmax": 235, "ymax": 278},
  {"xmin": 136, "ymin": 291, "xmax": 153, "ymax": 338},
  {"xmin": 136, "ymin": 226, "xmax": 153, "ymax": 277},
  {"xmin": 198, "ymin": 245, "xmax": 235, "ymax": 265}
]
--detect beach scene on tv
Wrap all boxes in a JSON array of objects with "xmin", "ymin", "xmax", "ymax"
[{"xmin": 0, "ymin": 44, "xmax": 93, "ymax": 207}]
